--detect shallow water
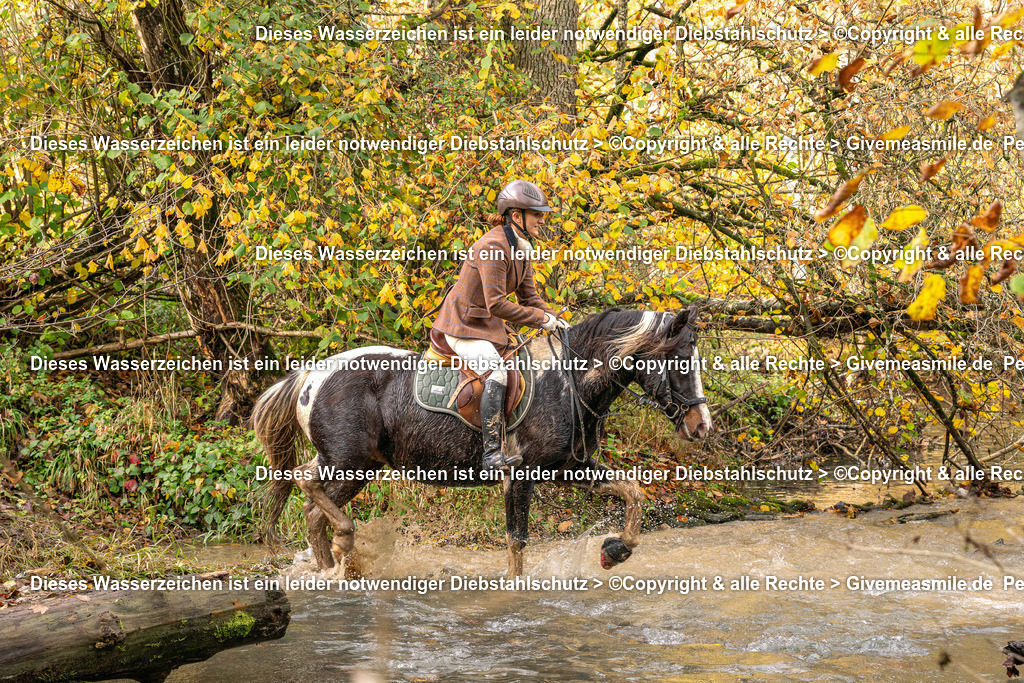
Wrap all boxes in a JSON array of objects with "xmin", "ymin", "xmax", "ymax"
[{"xmin": 169, "ymin": 497, "xmax": 1024, "ymax": 681}]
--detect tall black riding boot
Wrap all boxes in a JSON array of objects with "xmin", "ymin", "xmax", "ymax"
[{"xmin": 481, "ymin": 379, "xmax": 522, "ymax": 470}]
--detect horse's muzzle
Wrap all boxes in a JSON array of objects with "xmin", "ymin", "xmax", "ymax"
[{"xmin": 677, "ymin": 406, "xmax": 711, "ymax": 441}]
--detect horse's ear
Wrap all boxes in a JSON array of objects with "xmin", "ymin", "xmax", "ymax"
[
  {"xmin": 667, "ymin": 303, "xmax": 700, "ymax": 337},
  {"xmin": 667, "ymin": 309, "xmax": 690, "ymax": 337}
]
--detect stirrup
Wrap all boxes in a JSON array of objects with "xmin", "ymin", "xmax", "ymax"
[{"xmin": 483, "ymin": 450, "xmax": 522, "ymax": 470}]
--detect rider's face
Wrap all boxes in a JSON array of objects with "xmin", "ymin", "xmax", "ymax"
[{"xmin": 521, "ymin": 209, "xmax": 547, "ymax": 240}]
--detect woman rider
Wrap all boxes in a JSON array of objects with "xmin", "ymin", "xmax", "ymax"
[{"xmin": 432, "ymin": 179, "xmax": 568, "ymax": 470}]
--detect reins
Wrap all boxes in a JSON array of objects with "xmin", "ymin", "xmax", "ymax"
[
  {"xmin": 551, "ymin": 324, "xmax": 707, "ymax": 428},
  {"xmin": 548, "ymin": 327, "xmax": 596, "ymax": 463},
  {"xmin": 544, "ymin": 322, "xmax": 708, "ymax": 467}
]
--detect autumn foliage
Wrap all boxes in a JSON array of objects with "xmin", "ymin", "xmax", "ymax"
[{"xmin": 2, "ymin": 0, "xmax": 1024, "ymax": 486}]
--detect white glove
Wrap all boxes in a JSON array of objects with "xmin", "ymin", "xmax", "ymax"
[{"xmin": 541, "ymin": 314, "xmax": 569, "ymax": 332}]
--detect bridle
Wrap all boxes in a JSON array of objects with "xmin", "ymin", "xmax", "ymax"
[
  {"xmin": 547, "ymin": 320, "xmax": 707, "ymax": 464},
  {"xmin": 554, "ymin": 324, "xmax": 707, "ymax": 426},
  {"xmin": 645, "ymin": 328, "xmax": 708, "ymax": 422}
]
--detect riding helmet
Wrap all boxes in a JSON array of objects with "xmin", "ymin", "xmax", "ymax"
[{"xmin": 496, "ymin": 179, "xmax": 554, "ymax": 215}]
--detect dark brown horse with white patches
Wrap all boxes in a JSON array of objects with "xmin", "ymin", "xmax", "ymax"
[{"xmin": 254, "ymin": 305, "xmax": 712, "ymax": 576}]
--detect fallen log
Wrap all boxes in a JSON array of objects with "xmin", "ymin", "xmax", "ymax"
[{"xmin": 0, "ymin": 575, "xmax": 290, "ymax": 682}]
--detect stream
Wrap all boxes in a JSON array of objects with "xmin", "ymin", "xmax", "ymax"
[{"xmin": 168, "ymin": 494, "xmax": 1024, "ymax": 681}]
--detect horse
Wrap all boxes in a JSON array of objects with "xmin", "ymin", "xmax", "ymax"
[{"xmin": 254, "ymin": 304, "xmax": 713, "ymax": 577}]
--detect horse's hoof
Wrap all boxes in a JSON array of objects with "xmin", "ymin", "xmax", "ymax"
[{"xmin": 600, "ymin": 537, "xmax": 632, "ymax": 569}]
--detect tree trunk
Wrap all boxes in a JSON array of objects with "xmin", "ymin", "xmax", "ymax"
[
  {"xmin": 0, "ymin": 579, "xmax": 289, "ymax": 682},
  {"xmin": 511, "ymin": 0, "xmax": 579, "ymax": 125},
  {"xmin": 175, "ymin": 246, "xmax": 273, "ymax": 424},
  {"xmin": 615, "ymin": 0, "xmax": 628, "ymax": 84},
  {"xmin": 130, "ymin": 0, "xmax": 267, "ymax": 424}
]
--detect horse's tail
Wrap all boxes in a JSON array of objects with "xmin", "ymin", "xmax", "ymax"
[{"xmin": 253, "ymin": 370, "xmax": 310, "ymax": 541}]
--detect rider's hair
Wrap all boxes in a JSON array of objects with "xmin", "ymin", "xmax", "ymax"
[{"xmin": 487, "ymin": 212, "xmax": 506, "ymax": 228}]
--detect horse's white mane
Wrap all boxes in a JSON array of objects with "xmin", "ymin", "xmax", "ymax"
[{"xmin": 607, "ymin": 311, "xmax": 672, "ymax": 360}]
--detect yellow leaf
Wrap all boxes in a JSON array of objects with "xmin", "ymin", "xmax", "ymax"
[
  {"xmin": 880, "ymin": 205, "xmax": 927, "ymax": 231},
  {"xmin": 378, "ymin": 282, "xmax": 397, "ymax": 306},
  {"xmin": 907, "ymin": 274, "xmax": 946, "ymax": 321},
  {"xmin": 896, "ymin": 226, "xmax": 930, "ymax": 283},
  {"xmin": 991, "ymin": 41, "xmax": 1016, "ymax": 59},
  {"xmin": 995, "ymin": 8, "xmax": 1024, "ymax": 27},
  {"xmin": 808, "ymin": 53, "xmax": 839, "ymax": 76},
  {"xmin": 87, "ymin": 260, "xmax": 98, "ymax": 273},
  {"xmin": 978, "ymin": 115, "xmax": 996, "ymax": 131},
  {"xmin": 134, "ymin": 236, "xmax": 149, "ymax": 252},
  {"xmin": 878, "ymin": 126, "xmax": 911, "ymax": 141}
]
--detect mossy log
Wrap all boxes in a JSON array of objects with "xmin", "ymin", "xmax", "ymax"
[{"xmin": 0, "ymin": 577, "xmax": 290, "ymax": 682}]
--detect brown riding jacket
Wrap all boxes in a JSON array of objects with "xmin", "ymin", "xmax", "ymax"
[{"xmin": 433, "ymin": 226, "xmax": 554, "ymax": 347}]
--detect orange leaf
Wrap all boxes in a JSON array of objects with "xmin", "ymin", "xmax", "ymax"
[
  {"xmin": 925, "ymin": 101, "xmax": 965, "ymax": 119},
  {"xmin": 961, "ymin": 7, "xmax": 990, "ymax": 56},
  {"xmin": 878, "ymin": 126, "xmax": 911, "ymax": 141},
  {"xmin": 993, "ymin": 258, "xmax": 1018, "ymax": 284},
  {"xmin": 978, "ymin": 114, "xmax": 996, "ymax": 131},
  {"xmin": 828, "ymin": 205, "xmax": 868, "ymax": 247},
  {"xmin": 928, "ymin": 224, "xmax": 979, "ymax": 269},
  {"xmin": 814, "ymin": 174, "xmax": 865, "ymax": 222},
  {"xmin": 959, "ymin": 265, "xmax": 983, "ymax": 304},
  {"xmin": 919, "ymin": 157, "xmax": 946, "ymax": 182},
  {"xmin": 838, "ymin": 57, "xmax": 866, "ymax": 91},
  {"xmin": 725, "ymin": 1, "xmax": 747, "ymax": 20},
  {"xmin": 971, "ymin": 200, "xmax": 1003, "ymax": 232},
  {"xmin": 881, "ymin": 49, "xmax": 911, "ymax": 76}
]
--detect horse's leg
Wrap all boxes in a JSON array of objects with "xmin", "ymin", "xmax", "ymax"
[
  {"xmin": 504, "ymin": 478, "xmax": 533, "ymax": 577},
  {"xmin": 304, "ymin": 501, "xmax": 333, "ymax": 570},
  {"xmin": 296, "ymin": 455, "xmax": 381, "ymax": 573},
  {"xmin": 560, "ymin": 464, "xmax": 644, "ymax": 569},
  {"xmin": 291, "ymin": 458, "xmax": 334, "ymax": 569},
  {"xmin": 591, "ymin": 478, "xmax": 644, "ymax": 568}
]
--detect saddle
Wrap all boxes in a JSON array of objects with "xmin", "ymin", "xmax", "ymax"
[{"xmin": 415, "ymin": 328, "xmax": 532, "ymax": 431}]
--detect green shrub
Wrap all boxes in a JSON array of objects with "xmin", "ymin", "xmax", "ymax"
[{"xmin": 1, "ymin": 347, "xmax": 263, "ymax": 538}]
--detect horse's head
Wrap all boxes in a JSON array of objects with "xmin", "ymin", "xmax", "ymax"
[{"xmin": 634, "ymin": 303, "xmax": 713, "ymax": 441}]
